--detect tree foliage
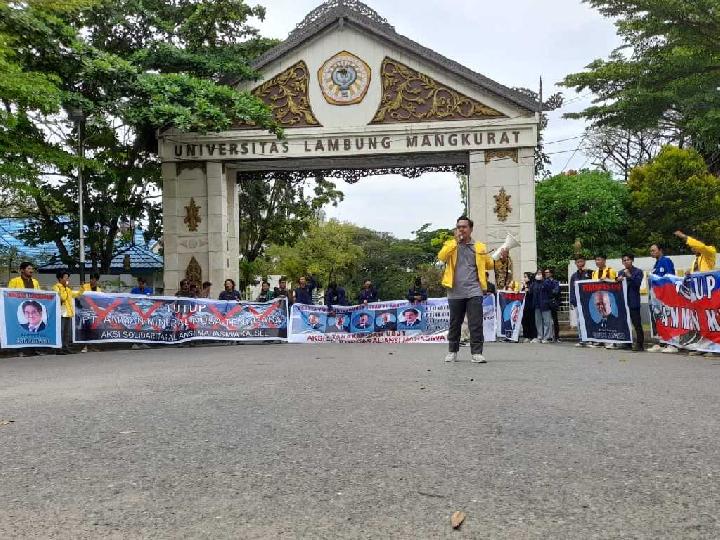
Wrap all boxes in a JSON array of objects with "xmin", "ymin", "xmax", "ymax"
[
  {"xmin": 562, "ymin": 0, "xmax": 720, "ymax": 172},
  {"xmin": 0, "ymin": 0, "xmax": 279, "ymax": 272},
  {"xmin": 536, "ymin": 170, "xmax": 630, "ymax": 271},
  {"xmin": 582, "ymin": 125, "xmax": 667, "ymax": 180},
  {"xmin": 627, "ymin": 145, "xmax": 720, "ymax": 253}
]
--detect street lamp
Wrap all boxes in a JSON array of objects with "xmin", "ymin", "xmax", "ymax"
[{"xmin": 66, "ymin": 105, "xmax": 86, "ymax": 283}]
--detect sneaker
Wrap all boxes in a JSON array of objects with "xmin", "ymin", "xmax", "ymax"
[
  {"xmin": 555, "ymin": 338, "xmax": 562, "ymax": 343},
  {"xmin": 605, "ymin": 343, "xmax": 616, "ymax": 350},
  {"xmin": 647, "ymin": 344, "xmax": 662, "ymax": 353},
  {"xmin": 574, "ymin": 342, "xmax": 586, "ymax": 348},
  {"xmin": 661, "ymin": 346, "xmax": 679, "ymax": 354},
  {"xmin": 530, "ymin": 338, "xmax": 540, "ymax": 344},
  {"xmin": 81, "ymin": 346, "xmax": 88, "ymax": 353},
  {"xmin": 541, "ymin": 340, "xmax": 550, "ymax": 344},
  {"xmin": 588, "ymin": 342, "xmax": 601, "ymax": 348},
  {"xmin": 471, "ymin": 354, "xmax": 487, "ymax": 363},
  {"xmin": 444, "ymin": 352, "xmax": 458, "ymax": 362}
]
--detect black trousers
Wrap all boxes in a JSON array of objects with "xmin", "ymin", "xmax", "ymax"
[
  {"xmin": 630, "ymin": 308, "xmax": 644, "ymax": 348},
  {"xmin": 61, "ymin": 317, "xmax": 73, "ymax": 352},
  {"xmin": 448, "ymin": 296, "xmax": 484, "ymax": 355},
  {"xmin": 551, "ymin": 308, "xmax": 559, "ymax": 340}
]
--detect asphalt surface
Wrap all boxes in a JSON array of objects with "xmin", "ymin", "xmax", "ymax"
[{"xmin": 1, "ymin": 343, "xmax": 719, "ymax": 539}]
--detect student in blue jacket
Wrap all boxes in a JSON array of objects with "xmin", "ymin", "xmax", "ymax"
[{"xmin": 617, "ymin": 253, "xmax": 645, "ymax": 352}]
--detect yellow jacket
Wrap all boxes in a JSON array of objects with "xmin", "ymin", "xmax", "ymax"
[
  {"xmin": 592, "ymin": 267, "xmax": 617, "ymax": 280},
  {"xmin": 52, "ymin": 283, "xmax": 79, "ymax": 317},
  {"xmin": 8, "ymin": 276, "xmax": 40, "ymax": 289},
  {"xmin": 688, "ymin": 236, "xmax": 717, "ymax": 272},
  {"xmin": 438, "ymin": 239, "xmax": 493, "ymax": 291},
  {"xmin": 80, "ymin": 283, "xmax": 103, "ymax": 293}
]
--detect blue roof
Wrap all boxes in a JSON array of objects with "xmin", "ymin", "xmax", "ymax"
[{"xmin": 0, "ymin": 218, "xmax": 163, "ymax": 273}]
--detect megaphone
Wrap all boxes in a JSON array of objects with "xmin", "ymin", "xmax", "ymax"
[{"xmin": 492, "ymin": 233, "xmax": 520, "ymax": 260}]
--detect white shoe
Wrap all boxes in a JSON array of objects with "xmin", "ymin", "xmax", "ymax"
[
  {"xmin": 471, "ymin": 354, "xmax": 487, "ymax": 363},
  {"xmin": 588, "ymin": 342, "xmax": 601, "ymax": 348},
  {"xmin": 647, "ymin": 344, "xmax": 662, "ymax": 353},
  {"xmin": 444, "ymin": 352, "xmax": 458, "ymax": 362},
  {"xmin": 574, "ymin": 342, "xmax": 586, "ymax": 348},
  {"xmin": 661, "ymin": 346, "xmax": 679, "ymax": 354},
  {"xmin": 530, "ymin": 338, "xmax": 540, "ymax": 343},
  {"xmin": 605, "ymin": 343, "xmax": 616, "ymax": 350},
  {"xmin": 541, "ymin": 340, "xmax": 550, "ymax": 344}
]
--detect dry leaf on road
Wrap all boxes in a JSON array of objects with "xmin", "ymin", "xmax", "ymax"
[
  {"xmin": 0, "ymin": 420, "xmax": 15, "ymax": 426},
  {"xmin": 451, "ymin": 510, "xmax": 465, "ymax": 529}
]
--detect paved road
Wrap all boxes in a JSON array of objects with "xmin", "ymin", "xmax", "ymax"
[{"xmin": 1, "ymin": 343, "xmax": 719, "ymax": 539}]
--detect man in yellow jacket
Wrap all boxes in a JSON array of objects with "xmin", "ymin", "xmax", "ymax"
[
  {"xmin": 80, "ymin": 273, "xmax": 103, "ymax": 293},
  {"xmin": 52, "ymin": 270, "xmax": 79, "ymax": 354},
  {"xmin": 438, "ymin": 215, "xmax": 502, "ymax": 364},
  {"xmin": 674, "ymin": 230, "xmax": 716, "ymax": 272},
  {"xmin": 8, "ymin": 261, "xmax": 41, "ymax": 290}
]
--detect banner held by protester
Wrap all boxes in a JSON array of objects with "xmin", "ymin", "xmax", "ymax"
[
  {"xmin": 575, "ymin": 280, "xmax": 633, "ymax": 344},
  {"xmin": 74, "ymin": 293, "xmax": 288, "ymax": 344},
  {"xmin": 288, "ymin": 296, "xmax": 496, "ymax": 344},
  {"xmin": 496, "ymin": 291, "xmax": 526, "ymax": 342},
  {"xmin": 0, "ymin": 288, "xmax": 62, "ymax": 348}
]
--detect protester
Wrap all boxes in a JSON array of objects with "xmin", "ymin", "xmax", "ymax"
[
  {"xmin": 175, "ymin": 279, "xmax": 196, "ymax": 298},
  {"xmin": 220, "ymin": 279, "xmax": 242, "ymax": 301},
  {"xmin": 307, "ymin": 274, "xmax": 321, "ymax": 300},
  {"xmin": 570, "ymin": 256, "xmax": 592, "ymax": 347},
  {"xmin": 438, "ymin": 215, "xmax": 499, "ymax": 363},
  {"xmin": 617, "ymin": 253, "xmax": 645, "ymax": 352},
  {"xmin": 130, "ymin": 277, "xmax": 153, "ymax": 295},
  {"xmin": 199, "ymin": 281, "xmax": 212, "ymax": 298},
  {"xmin": 274, "ymin": 277, "xmax": 293, "ymax": 306},
  {"xmin": 256, "ymin": 280, "xmax": 275, "ymax": 302},
  {"xmin": 325, "ymin": 282, "xmax": 347, "ymax": 311},
  {"xmin": 647, "ymin": 244, "xmax": 677, "ymax": 353},
  {"xmin": 52, "ymin": 270, "xmax": 77, "ymax": 355},
  {"xmin": 358, "ymin": 280, "xmax": 378, "ymax": 305},
  {"xmin": 674, "ymin": 230, "xmax": 716, "ymax": 273},
  {"xmin": 530, "ymin": 269, "xmax": 559, "ymax": 343},
  {"xmin": 520, "ymin": 273, "xmax": 537, "ymax": 342},
  {"xmin": 80, "ymin": 273, "xmax": 102, "ymax": 293},
  {"xmin": 493, "ymin": 250, "xmax": 513, "ymax": 290},
  {"xmin": 545, "ymin": 268, "xmax": 561, "ymax": 342},
  {"xmin": 407, "ymin": 276, "xmax": 428, "ymax": 304},
  {"xmin": 592, "ymin": 254, "xmax": 617, "ymax": 280},
  {"xmin": 294, "ymin": 276, "xmax": 313, "ymax": 305},
  {"xmin": 8, "ymin": 261, "xmax": 41, "ymax": 290}
]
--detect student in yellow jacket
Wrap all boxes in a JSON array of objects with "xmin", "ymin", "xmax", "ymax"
[
  {"xmin": 592, "ymin": 254, "xmax": 617, "ymax": 280},
  {"xmin": 8, "ymin": 261, "xmax": 41, "ymax": 290},
  {"xmin": 438, "ymin": 215, "xmax": 503, "ymax": 364},
  {"xmin": 80, "ymin": 273, "xmax": 103, "ymax": 293},
  {"xmin": 674, "ymin": 230, "xmax": 717, "ymax": 272},
  {"xmin": 52, "ymin": 270, "xmax": 79, "ymax": 354}
]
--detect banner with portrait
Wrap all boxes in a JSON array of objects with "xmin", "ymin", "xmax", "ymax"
[
  {"xmin": 288, "ymin": 296, "xmax": 497, "ymax": 344},
  {"xmin": 496, "ymin": 291, "xmax": 526, "ymax": 341},
  {"xmin": 0, "ymin": 288, "xmax": 62, "ymax": 348},
  {"xmin": 575, "ymin": 280, "xmax": 633, "ymax": 344},
  {"xmin": 74, "ymin": 293, "xmax": 288, "ymax": 344},
  {"xmin": 649, "ymin": 272, "xmax": 720, "ymax": 353}
]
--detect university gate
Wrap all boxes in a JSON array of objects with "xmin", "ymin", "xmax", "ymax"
[{"xmin": 157, "ymin": 0, "xmax": 540, "ymax": 290}]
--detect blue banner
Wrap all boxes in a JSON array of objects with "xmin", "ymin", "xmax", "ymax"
[
  {"xmin": 496, "ymin": 291, "xmax": 526, "ymax": 341},
  {"xmin": 0, "ymin": 289, "xmax": 62, "ymax": 348}
]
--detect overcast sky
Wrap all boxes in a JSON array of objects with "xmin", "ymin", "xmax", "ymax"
[{"xmin": 254, "ymin": 0, "xmax": 621, "ymax": 238}]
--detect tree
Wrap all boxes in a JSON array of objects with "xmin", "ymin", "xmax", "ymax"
[
  {"xmin": 267, "ymin": 220, "xmax": 363, "ymax": 289},
  {"xmin": 237, "ymin": 171, "xmax": 343, "ymax": 267},
  {"xmin": 513, "ymin": 87, "xmax": 564, "ymax": 178},
  {"xmin": 0, "ymin": 0, "xmax": 279, "ymax": 272},
  {"xmin": 582, "ymin": 126, "xmax": 667, "ymax": 181},
  {"xmin": 536, "ymin": 170, "xmax": 630, "ymax": 271},
  {"xmin": 561, "ymin": 0, "xmax": 720, "ymax": 173},
  {"xmin": 627, "ymin": 146, "xmax": 720, "ymax": 253}
]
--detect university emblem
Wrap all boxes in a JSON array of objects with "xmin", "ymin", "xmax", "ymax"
[{"xmin": 318, "ymin": 51, "xmax": 371, "ymax": 105}]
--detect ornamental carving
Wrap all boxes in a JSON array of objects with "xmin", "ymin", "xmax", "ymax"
[
  {"xmin": 244, "ymin": 61, "xmax": 320, "ymax": 127},
  {"xmin": 371, "ymin": 58, "xmax": 505, "ymax": 124},
  {"xmin": 184, "ymin": 197, "xmax": 202, "ymax": 232},
  {"xmin": 186, "ymin": 256, "xmax": 202, "ymax": 287},
  {"xmin": 318, "ymin": 51, "xmax": 371, "ymax": 105},
  {"xmin": 485, "ymin": 149, "xmax": 518, "ymax": 164},
  {"xmin": 493, "ymin": 188, "xmax": 512, "ymax": 222}
]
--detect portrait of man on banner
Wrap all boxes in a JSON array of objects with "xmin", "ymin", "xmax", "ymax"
[
  {"xmin": 397, "ymin": 307, "xmax": 425, "ymax": 331},
  {"xmin": 352, "ymin": 311, "xmax": 374, "ymax": 333},
  {"xmin": 0, "ymin": 290, "xmax": 61, "ymax": 348},
  {"xmin": 575, "ymin": 280, "xmax": 632, "ymax": 344}
]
